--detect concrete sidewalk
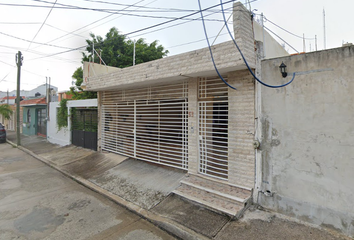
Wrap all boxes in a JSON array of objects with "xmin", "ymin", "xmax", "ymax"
[{"xmin": 5, "ymin": 132, "xmax": 350, "ymax": 240}]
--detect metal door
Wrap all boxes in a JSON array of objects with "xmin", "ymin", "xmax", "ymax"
[
  {"xmin": 198, "ymin": 77, "xmax": 229, "ymax": 180},
  {"xmin": 37, "ymin": 108, "xmax": 47, "ymax": 137},
  {"xmin": 101, "ymin": 81, "xmax": 188, "ymax": 170},
  {"xmin": 71, "ymin": 109, "xmax": 98, "ymax": 151}
]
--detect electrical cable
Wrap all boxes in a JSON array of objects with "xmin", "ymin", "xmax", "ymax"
[
  {"xmin": 0, "ymin": 31, "xmax": 77, "ymax": 50},
  {"xmin": 263, "ymin": 25, "xmax": 299, "ymax": 53},
  {"xmin": 43, "ymin": 0, "xmax": 149, "ymax": 47},
  {"xmin": 129, "ymin": 6, "xmax": 233, "ymax": 39},
  {"xmin": 78, "ymin": 0, "xmax": 229, "ymax": 13},
  {"xmin": 197, "ymin": 0, "xmax": 236, "ymax": 90},
  {"xmin": 27, "ymin": 0, "xmax": 230, "ymax": 21},
  {"xmin": 122, "ymin": 0, "xmax": 236, "ymax": 39},
  {"xmin": 27, "ymin": 0, "xmax": 58, "ymax": 50},
  {"xmin": 265, "ymin": 17, "xmax": 315, "ymax": 40},
  {"xmin": 0, "ymin": 22, "xmax": 41, "ymax": 25},
  {"xmin": 219, "ymin": 0, "xmax": 296, "ymax": 89},
  {"xmin": 167, "ymin": 32, "xmax": 230, "ymax": 49}
]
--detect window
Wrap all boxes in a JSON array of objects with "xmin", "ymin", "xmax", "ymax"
[{"xmin": 27, "ymin": 109, "xmax": 31, "ymax": 123}]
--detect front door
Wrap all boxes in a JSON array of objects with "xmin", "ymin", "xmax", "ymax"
[
  {"xmin": 37, "ymin": 108, "xmax": 47, "ymax": 137},
  {"xmin": 198, "ymin": 77, "xmax": 229, "ymax": 180}
]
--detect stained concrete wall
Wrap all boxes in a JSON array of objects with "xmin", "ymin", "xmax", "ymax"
[{"xmin": 258, "ymin": 45, "xmax": 354, "ymax": 237}]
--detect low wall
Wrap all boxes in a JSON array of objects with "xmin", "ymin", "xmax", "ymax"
[{"xmin": 47, "ymin": 102, "xmax": 70, "ymax": 146}]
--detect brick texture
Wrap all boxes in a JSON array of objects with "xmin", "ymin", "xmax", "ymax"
[{"xmin": 228, "ymin": 70, "xmax": 255, "ymax": 188}]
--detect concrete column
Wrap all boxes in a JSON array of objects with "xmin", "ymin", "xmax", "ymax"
[
  {"xmin": 187, "ymin": 78, "xmax": 199, "ymax": 174},
  {"xmin": 233, "ymin": 2, "xmax": 256, "ymax": 65},
  {"xmin": 97, "ymin": 91, "xmax": 102, "ymax": 152}
]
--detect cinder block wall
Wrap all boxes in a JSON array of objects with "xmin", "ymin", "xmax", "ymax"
[{"xmin": 228, "ymin": 70, "xmax": 255, "ymax": 188}]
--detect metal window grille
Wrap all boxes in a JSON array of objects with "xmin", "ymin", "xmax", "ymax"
[
  {"xmin": 102, "ymin": 81, "xmax": 188, "ymax": 170},
  {"xmin": 198, "ymin": 77, "xmax": 229, "ymax": 180}
]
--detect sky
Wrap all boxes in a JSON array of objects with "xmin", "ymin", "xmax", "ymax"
[{"xmin": 0, "ymin": 0, "xmax": 353, "ymax": 93}]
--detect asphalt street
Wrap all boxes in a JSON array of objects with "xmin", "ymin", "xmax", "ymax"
[{"xmin": 0, "ymin": 142, "xmax": 176, "ymax": 240}]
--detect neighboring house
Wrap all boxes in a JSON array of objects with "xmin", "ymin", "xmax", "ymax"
[
  {"xmin": 0, "ymin": 104, "xmax": 16, "ymax": 131},
  {"xmin": 0, "ymin": 96, "xmax": 25, "ymax": 105},
  {"xmin": 21, "ymin": 97, "xmax": 47, "ymax": 137},
  {"xmin": 0, "ymin": 96, "xmax": 25, "ymax": 131},
  {"xmin": 58, "ymin": 91, "xmax": 73, "ymax": 102},
  {"xmin": 0, "ymin": 84, "xmax": 58, "ymax": 99},
  {"xmin": 257, "ymin": 44, "xmax": 354, "ymax": 237},
  {"xmin": 83, "ymin": 2, "xmax": 287, "ymax": 216},
  {"xmin": 47, "ymin": 98, "xmax": 98, "ymax": 149}
]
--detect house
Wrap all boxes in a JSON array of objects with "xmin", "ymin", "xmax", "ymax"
[
  {"xmin": 0, "ymin": 96, "xmax": 24, "ymax": 131},
  {"xmin": 0, "ymin": 84, "xmax": 58, "ymax": 99},
  {"xmin": 83, "ymin": 2, "xmax": 288, "ymax": 216},
  {"xmin": 20, "ymin": 97, "xmax": 47, "ymax": 137},
  {"xmin": 58, "ymin": 91, "xmax": 73, "ymax": 102}
]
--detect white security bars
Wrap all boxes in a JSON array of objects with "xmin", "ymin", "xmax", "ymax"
[
  {"xmin": 198, "ymin": 77, "xmax": 229, "ymax": 180},
  {"xmin": 102, "ymin": 81, "xmax": 188, "ymax": 169}
]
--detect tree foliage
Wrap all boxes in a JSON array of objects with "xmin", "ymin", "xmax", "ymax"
[
  {"xmin": 83, "ymin": 27, "xmax": 169, "ymax": 68},
  {"xmin": 70, "ymin": 27, "xmax": 169, "ymax": 99},
  {"xmin": 0, "ymin": 104, "xmax": 13, "ymax": 120},
  {"xmin": 57, "ymin": 99, "xmax": 68, "ymax": 131}
]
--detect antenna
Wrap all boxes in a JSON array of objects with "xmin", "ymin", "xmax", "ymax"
[
  {"xmin": 323, "ymin": 8, "xmax": 326, "ymax": 49},
  {"xmin": 303, "ymin": 34, "xmax": 306, "ymax": 52}
]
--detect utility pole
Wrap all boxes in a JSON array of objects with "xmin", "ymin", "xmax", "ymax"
[
  {"xmin": 323, "ymin": 9, "xmax": 326, "ymax": 50},
  {"xmin": 315, "ymin": 35, "xmax": 318, "ymax": 51},
  {"xmin": 261, "ymin": 13, "xmax": 266, "ymax": 58},
  {"xmin": 15, "ymin": 51, "xmax": 23, "ymax": 146},
  {"xmin": 133, "ymin": 40, "xmax": 136, "ymax": 66},
  {"xmin": 92, "ymin": 42, "xmax": 95, "ymax": 63},
  {"xmin": 7, "ymin": 90, "xmax": 9, "ymax": 105}
]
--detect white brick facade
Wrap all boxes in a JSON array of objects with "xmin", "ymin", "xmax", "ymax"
[{"xmin": 87, "ymin": 2, "xmax": 256, "ymax": 191}]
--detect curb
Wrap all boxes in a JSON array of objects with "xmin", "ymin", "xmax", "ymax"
[{"xmin": 6, "ymin": 139, "xmax": 209, "ymax": 240}]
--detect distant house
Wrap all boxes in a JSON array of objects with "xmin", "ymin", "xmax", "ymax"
[
  {"xmin": 0, "ymin": 96, "xmax": 25, "ymax": 105},
  {"xmin": 58, "ymin": 91, "xmax": 73, "ymax": 102},
  {"xmin": 0, "ymin": 96, "xmax": 25, "ymax": 131},
  {"xmin": 20, "ymin": 97, "xmax": 47, "ymax": 137}
]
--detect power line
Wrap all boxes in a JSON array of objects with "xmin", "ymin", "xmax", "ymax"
[
  {"xmin": 27, "ymin": 0, "xmax": 58, "ymax": 50},
  {"xmin": 264, "ymin": 17, "xmax": 316, "ymax": 40},
  {"xmin": 27, "ymin": 1, "xmax": 236, "ymax": 61},
  {"xmin": 219, "ymin": 0, "xmax": 296, "ymax": 88},
  {"xmin": 129, "ymin": 6, "xmax": 233, "ymax": 39},
  {"xmin": 167, "ymin": 32, "xmax": 230, "ymax": 49},
  {"xmin": 1, "ymin": 1, "xmax": 231, "ymax": 21},
  {"xmin": 0, "ymin": 22, "xmax": 41, "ymax": 25},
  {"xmin": 0, "ymin": 31, "xmax": 80, "ymax": 50},
  {"xmin": 40, "ymin": 0, "xmax": 146, "ymax": 46},
  {"xmin": 122, "ymin": 0, "xmax": 236, "ymax": 38},
  {"xmin": 263, "ymin": 26, "xmax": 299, "ymax": 53}
]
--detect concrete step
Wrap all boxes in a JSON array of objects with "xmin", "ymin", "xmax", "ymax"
[{"xmin": 173, "ymin": 174, "xmax": 252, "ymax": 217}]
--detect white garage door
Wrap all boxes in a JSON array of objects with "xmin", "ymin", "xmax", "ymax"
[{"xmin": 102, "ymin": 81, "xmax": 188, "ymax": 170}]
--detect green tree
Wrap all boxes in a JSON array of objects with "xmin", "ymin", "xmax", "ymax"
[
  {"xmin": 70, "ymin": 27, "xmax": 169, "ymax": 99},
  {"xmin": 83, "ymin": 27, "xmax": 168, "ymax": 68},
  {"xmin": 69, "ymin": 67, "xmax": 97, "ymax": 100},
  {"xmin": 0, "ymin": 104, "xmax": 13, "ymax": 120}
]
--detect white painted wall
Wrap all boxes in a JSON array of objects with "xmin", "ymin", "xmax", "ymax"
[
  {"xmin": 47, "ymin": 102, "xmax": 70, "ymax": 146},
  {"xmin": 47, "ymin": 99, "xmax": 98, "ymax": 146},
  {"xmin": 253, "ymin": 21, "xmax": 289, "ymax": 59}
]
